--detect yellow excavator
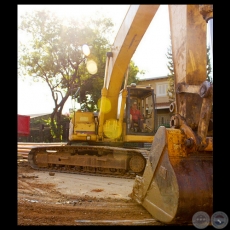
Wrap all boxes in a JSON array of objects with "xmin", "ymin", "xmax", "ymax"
[
  {"xmin": 28, "ymin": 5, "xmax": 213, "ymax": 224},
  {"xmin": 29, "ymin": 5, "xmax": 161, "ymax": 178}
]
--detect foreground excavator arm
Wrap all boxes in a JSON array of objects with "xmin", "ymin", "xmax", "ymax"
[
  {"xmin": 169, "ymin": 5, "xmax": 213, "ymax": 151},
  {"xmin": 130, "ymin": 5, "xmax": 213, "ymax": 224}
]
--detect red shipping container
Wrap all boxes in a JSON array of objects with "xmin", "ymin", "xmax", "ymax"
[{"xmin": 18, "ymin": 115, "xmax": 30, "ymax": 136}]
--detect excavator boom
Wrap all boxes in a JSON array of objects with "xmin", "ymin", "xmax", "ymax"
[{"xmin": 103, "ymin": 5, "xmax": 159, "ymax": 121}]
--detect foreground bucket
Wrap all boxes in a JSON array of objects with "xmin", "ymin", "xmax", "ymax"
[{"xmin": 130, "ymin": 126, "xmax": 213, "ymax": 224}]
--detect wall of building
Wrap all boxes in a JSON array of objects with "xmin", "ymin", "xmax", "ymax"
[
  {"xmin": 138, "ymin": 76, "xmax": 171, "ymax": 127},
  {"xmin": 138, "ymin": 76, "xmax": 169, "ymax": 103}
]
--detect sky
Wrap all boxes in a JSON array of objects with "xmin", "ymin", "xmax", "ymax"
[{"xmin": 18, "ymin": 5, "xmax": 211, "ymax": 115}]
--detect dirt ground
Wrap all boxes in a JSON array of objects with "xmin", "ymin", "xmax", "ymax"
[{"xmin": 17, "ymin": 159, "xmax": 166, "ymax": 226}]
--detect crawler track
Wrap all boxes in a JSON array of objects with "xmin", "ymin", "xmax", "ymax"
[{"xmin": 28, "ymin": 145, "xmax": 149, "ymax": 179}]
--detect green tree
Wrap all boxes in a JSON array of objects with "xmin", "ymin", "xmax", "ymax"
[
  {"xmin": 18, "ymin": 9, "xmax": 142, "ymax": 141},
  {"xmin": 165, "ymin": 44, "xmax": 175, "ymax": 102},
  {"xmin": 206, "ymin": 46, "xmax": 213, "ymax": 83}
]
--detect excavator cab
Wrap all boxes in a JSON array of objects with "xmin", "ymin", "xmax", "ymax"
[{"xmin": 126, "ymin": 84, "xmax": 157, "ymax": 136}]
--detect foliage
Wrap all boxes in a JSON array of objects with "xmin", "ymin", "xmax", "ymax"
[
  {"xmin": 18, "ymin": 9, "xmax": 142, "ymax": 140},
  {"xmin": 128, "ymin": 61, "xmax": 144, "ymax": 84},
  {"xmin": 206, "ymin": 46, "xmax": 213, "ymax": 83},
  {"xmin": 118, "ymin": 60, "xmax": 141, "ymax": 90},
  {"xmin": 165, "ymin": 43, "xmax": 175, "ymax": 102}
]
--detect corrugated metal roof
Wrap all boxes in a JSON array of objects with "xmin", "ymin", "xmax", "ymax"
[
  {"xmin": 28, "ymin": 113, "xmax": 51, "ymax": 118},
  {"xmin": 139, "ymin": 75, "xmax": 168, "ymax": 81}
]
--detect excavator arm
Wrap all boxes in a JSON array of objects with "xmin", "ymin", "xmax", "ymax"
[
  {"xmin": 130, "ymin": 5, "xmax": 213, "ymax": 224},
  {"xmin": 169, "ymin": 5, "xmax": 213, "ymax": 151}
]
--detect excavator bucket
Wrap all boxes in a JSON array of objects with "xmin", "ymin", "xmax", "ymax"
[{"xmin": 130, "ymin": 126, "xmax": 213, "ymax": 224}]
